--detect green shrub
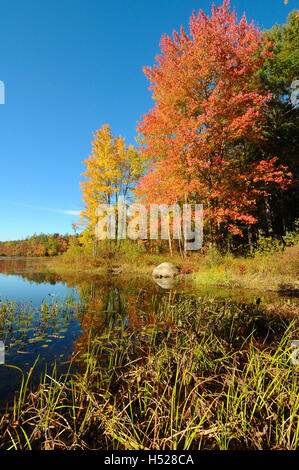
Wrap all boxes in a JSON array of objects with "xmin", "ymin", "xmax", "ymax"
[
  {"xmin": 202, "ymin": 246, "xmax": 225, "ymax": 267},
  {"xmin": 283, "ymin": 219, "xmax": 299, "ymax": 247},
  {"xmin": 255, "ymin": 236, "xmax": 283, "ymax": 255}
]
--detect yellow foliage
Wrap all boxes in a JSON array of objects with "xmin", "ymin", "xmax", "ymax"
[{"xmin": 79, "ymin": 124, "xmax": 145, "ymax": 239}]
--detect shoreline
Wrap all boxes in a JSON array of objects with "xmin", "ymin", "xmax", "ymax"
[
  {"xmin": 1, "ymin": 253, "xmax": 298, "ymax": 296},
  {"xmin": 45, "ymin": 260, "xmax": 299, "ymax": 297}
]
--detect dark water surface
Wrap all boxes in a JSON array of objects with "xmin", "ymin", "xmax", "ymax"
[
  {"xmin": 0, "ymin": 257, "xmax": 296, "ymax": 408},
  {"xmin": 0, "ymin": 258, "xmax": 173, "ymax": 406}
]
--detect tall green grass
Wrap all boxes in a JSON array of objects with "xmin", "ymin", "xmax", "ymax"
[
  {"xmin": 0, "ymin": 295, "xmax": 298, "ymax": 450},
  {"xmin": 194, "ymin": 244, "xmax": 299, "ymax": 291}
]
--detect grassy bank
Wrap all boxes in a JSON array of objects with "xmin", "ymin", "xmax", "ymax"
[
  {"xmin": 194, "ymin": 244, "xmax": 299, "ymax": 293},
  {"xmin": 45, "ymin": 239, "xmax": 180, "ymax": 276},
  {"xmin": 0, "ymin": 295, "xmax": 298, "ymax": 450},
  {"xmin": 46, "ymin": 239, "xmax": 299, "ymax": 294}
]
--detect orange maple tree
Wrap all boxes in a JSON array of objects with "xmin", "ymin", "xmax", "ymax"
[{"xmin": 136, "ymin": 0, "xmax": 291, "ymax": 240}]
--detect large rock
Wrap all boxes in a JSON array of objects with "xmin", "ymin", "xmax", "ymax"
[
  {"xmin": 152, "ymin": 262, "xmax": 179, "ymax": 279},
  {"xmin": 153, "ymin": 277, "xmax": 177, "ymax": 290}
]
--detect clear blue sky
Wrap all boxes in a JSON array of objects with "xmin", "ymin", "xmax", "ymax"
[{"xmin": 0, "ymin": 0, "xmax": 295, "ymax": 241}]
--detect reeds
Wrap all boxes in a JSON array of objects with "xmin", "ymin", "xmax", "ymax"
[{"xmin": 0, "ymin": 295, "xmax": 298, "ymax": 450}]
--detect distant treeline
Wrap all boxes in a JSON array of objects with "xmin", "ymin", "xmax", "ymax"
[{"xmin": 0, "ymin": 233, "xmax": 77, "ymax": 257}]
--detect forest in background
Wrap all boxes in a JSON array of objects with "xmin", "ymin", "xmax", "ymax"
[
  {"xmin": 77, "ymin": 3, "xmax": 299, "ymax": 258},
  {"xmin": 0, "ymin": 233, "xmax": 74, "ymax": 257}
]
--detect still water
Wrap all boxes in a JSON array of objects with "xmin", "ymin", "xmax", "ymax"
[
  {"xmin": 0, "ymin": 258, "xmax": 175, "ymax": 406},
  {"xmin": 0, "ymin": 257, "xmax": 296, "ymax": 407}
]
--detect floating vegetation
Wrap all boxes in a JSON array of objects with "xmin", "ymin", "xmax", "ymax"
[
  {"xmin": 0, "ymin": 294, "xmax": 298, "ymax": 450},
  {"xmin": 0, "ymin": 296, "xmax": 83, "ymax": 359}
]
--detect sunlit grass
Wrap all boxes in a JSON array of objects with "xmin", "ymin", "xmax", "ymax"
[
  {"xmin": 48, "ymin": 238, "xmax": 299, "ymax": 293},
  {"xmin": 194, "ymin": 244, "xmax": 299, "ymax": 291}
]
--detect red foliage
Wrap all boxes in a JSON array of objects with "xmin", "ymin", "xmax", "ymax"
[{"xmin": 136, "ymin": 1, "xmax": 291, "ymax": 238}]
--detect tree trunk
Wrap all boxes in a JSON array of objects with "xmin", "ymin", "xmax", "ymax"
[
  {"xmin": 93, "ymin": 237, "xmax": 97, "ymax": 257},
  {"xmin": 264, "ymin": 195, "xmax": 273, "ymax": 237},
  {"xmin": 168, "ymin": 227, "xmax": 173, "ymax": 256},
  {"xmin": 90, "ymin": 282, "xmax": 95, "ymax": 300},
  {"xmin": 247, "ymin": 225, "xmax": 254, "ymax": 253},
  {"xmin": 279, "ymin": 189, "xmax": 286, "ymax": 236},
  {"xmin": 178, "ymin": 219, "xmax": 185, "ymax": 259}
]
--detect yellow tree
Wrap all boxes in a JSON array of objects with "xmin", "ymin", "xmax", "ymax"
[{"xmin": 79, "ymin": 124, "xmax": 145, "ymax": 255}]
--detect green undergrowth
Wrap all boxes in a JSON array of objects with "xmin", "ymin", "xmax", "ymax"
[
  {"xmin": 194, "ymin": 244, "xmax": 299, "ymax": 292},
  {"xmin": 47, "ymin": 236, "xmax": 299, "ymax": 293}
]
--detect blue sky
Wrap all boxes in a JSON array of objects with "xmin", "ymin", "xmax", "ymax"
[{"xmin": 0, "ymin": 0, "xmax": 295, "ymax": 241}]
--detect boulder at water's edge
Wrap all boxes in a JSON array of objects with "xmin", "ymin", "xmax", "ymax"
[{"xmin": 152, "ymin": 262, "xmax": 179, "ymax": 279}]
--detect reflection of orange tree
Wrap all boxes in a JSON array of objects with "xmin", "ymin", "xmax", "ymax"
[
  {"xmin": 0, "ymin": 259, "xmax": 63, "ymax": 285},
  {"xmin": 0, "ymin": 258, "xmax": 28, "ymax": 272},
  {"xmin": 72, "ymin": 283, "xmax": 121, "ymax": 368},
  {"xmin": 71, "ymin": 278, "xmax": 168, "ymax": 369},
  {"xmin": 72, "ymin": 295, "xmax": 106, "ymax": 366}
]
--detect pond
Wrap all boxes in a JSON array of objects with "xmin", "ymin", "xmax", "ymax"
[{"xmin": 0, "ymin": 257, "xmax": 297, "ymax": 409}]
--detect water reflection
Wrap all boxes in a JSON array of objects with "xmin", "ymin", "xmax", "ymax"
[
  {"xmin": 0, "ymin": 258, "xmax": 297, "ymax": 408},
  {"xmin": 0, "ymin": 259, "xmax": 168, "ymax": 406}
]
